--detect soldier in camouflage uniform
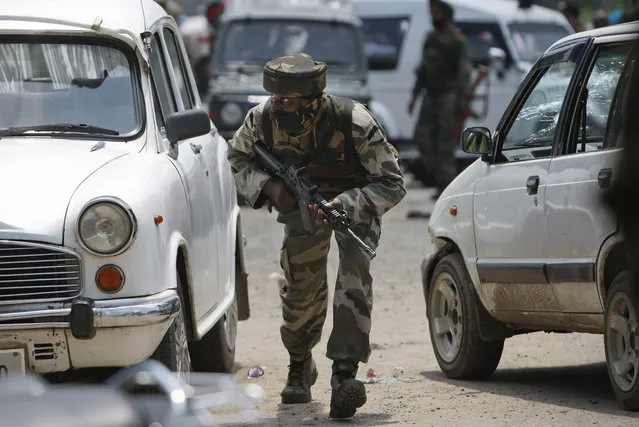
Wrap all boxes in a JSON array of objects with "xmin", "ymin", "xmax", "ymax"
[
  {"xmin": 408, "ymin": 0, "xmax": 471, "ymax": 198},
  {"xmin": 227, "ymin": 53, "xmax": 406, "ymax": 419}
]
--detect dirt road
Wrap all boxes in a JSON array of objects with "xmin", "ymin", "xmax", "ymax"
[{"xmin": 231, "ymin": 181, "xmax": 639, "ymax": 426}]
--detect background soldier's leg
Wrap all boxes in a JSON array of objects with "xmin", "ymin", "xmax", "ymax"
[
  {"xmin": 279, "ymin": 215, "xmax": 333, "ymax": 361},
  {"xmin": 326, "ymin": 217, "xmax": 382, "ymax": 364},
  {"xmin": 413, "ymin": 96, "xmax": 437, "ymax": 185},
  {"xmin": 435, "ymin": 91, "xmax": 459, "ymax": 193}
]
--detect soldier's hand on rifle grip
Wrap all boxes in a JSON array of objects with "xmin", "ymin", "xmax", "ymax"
[
  {"xmin": 263, "ymin": 178, "xmax": 297, "ymax": 214},
  {"xmin": 308, "ymin": 198, "xmax": 343, "ymax": 225}
]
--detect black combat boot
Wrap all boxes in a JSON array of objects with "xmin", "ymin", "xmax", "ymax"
[
  {"xmin": 280, "ymin": 355, "xmax": 318, "ymax": 404},
  {"xmin": 329, "ymin": 360, "xmax": 367, "ymax": 419}
]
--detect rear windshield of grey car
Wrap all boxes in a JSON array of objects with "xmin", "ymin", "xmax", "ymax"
[
  {"xmin": 0, "ymin": 38, "xmax": 141, "ymax": 138},
  {"xmin": 217, "ymin": 19, "xmax": 364, "ymax": 71}
]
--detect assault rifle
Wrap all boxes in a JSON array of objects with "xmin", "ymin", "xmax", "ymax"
[{"xmin": 253, "ymin": 140, "xmax": 376, "ymax": 259}]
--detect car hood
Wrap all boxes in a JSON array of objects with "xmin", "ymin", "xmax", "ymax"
[
  {"xmin": 211, "ymin": 70, "xmax": 371, "ymax": 100},
  {"xmin": 0, "ymin": 138, "xmax": 133, "ymax": 245}
]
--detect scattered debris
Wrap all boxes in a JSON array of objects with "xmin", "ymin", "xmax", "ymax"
[
  {"xmin": 247, "ymin": 366, "xmax": 265, "ymax": 379},
  {"xmin": 392, "ymin": 367, "xmax": 405, "ymax": 379}
]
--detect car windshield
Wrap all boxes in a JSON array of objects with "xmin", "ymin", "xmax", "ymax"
[
  {"xmin": 507, "ymin": 22, "xmax": 571, "ymax": 64},
  {"xmin": 0, "ymin": 41, "xmax": 139, "ymax": 137},
  {"xmin": 217, "ymin": 20, "xmax": 364, "ymax": 71}
]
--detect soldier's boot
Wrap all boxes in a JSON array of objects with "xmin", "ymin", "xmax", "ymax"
[
  {"xmin": 329, "ymin": 360, "xmax": 367, "ymax": 419},
  {"xmin": 280, "ymin": 355, "xmax": 318, "ymax": 404}
]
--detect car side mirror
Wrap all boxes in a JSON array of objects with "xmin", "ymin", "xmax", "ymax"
[
  {"xmin": 461, "ymin": 126, "xmax": 493, "ymax": 155},
  {"xmin": 165, "ymin": 109, "xmax": 211, "ymax": 146}
]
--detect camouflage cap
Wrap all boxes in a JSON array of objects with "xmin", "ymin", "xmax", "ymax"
[{"xmin": 263, "ymin": 53, "xmax": 327, "ymax": 98}]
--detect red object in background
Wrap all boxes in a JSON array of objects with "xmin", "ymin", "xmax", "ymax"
[
  {"xmin": 366, "ymin": 368, "xmax": 375, "ymax": 378},
  {"xmin": 206, "ymin": 0, "xmax": 225, "ymax": 24}
]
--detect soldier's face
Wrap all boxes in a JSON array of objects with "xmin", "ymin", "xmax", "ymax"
[
  {"xmin": 430, "ymin": 5, "xmax": 445, "ymax": 27},
  {"xmin": 272, "ymin": 95, "xmax": 311, "ymax": 113}
]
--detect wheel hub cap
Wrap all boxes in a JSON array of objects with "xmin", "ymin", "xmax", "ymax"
[
  {"xmin": 607, "ymin": 292, "xmax": 639, "ymax": 392},
  {"xmin": 431, "ymin": 272, "xmax": 463, "ymax": 363}
]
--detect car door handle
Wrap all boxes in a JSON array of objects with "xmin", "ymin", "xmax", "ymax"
[
  {"xmin": 190, "ymin": 143, "xmax": 202, "ymax": 155},
  {"xmin": 598, "ymin": 168, "xmax": 612, "ymax": 189},
  {"xmin": 526, "ymin": 175, "xmax": 539, "ymax": 195}
]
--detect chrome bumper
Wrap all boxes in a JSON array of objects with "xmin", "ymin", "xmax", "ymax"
[{"xmin": 0, "ymin": 290, "xmax": 180, "ymax": 338}]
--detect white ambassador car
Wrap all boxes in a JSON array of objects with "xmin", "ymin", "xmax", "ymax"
[
  {"xmin": 0, "ymin": 0, "xmax": 249, "ymax": 378},
  {"xmin": 422, "ymin": 23, "xmax": 639, "ymax": 410}
]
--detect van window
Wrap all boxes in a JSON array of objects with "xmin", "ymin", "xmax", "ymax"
[
  {"xmin": 360, "ymin": 17, "xmax": 410, "ymax": 71},
  {"xmin": 216, "ymin": 20, "xmax": 364, "ymax": 71},
  {"xmin": 507, "ymin": 22, "xmax": 571, "ymax": 64},
  {"xmin": 455, "ymin": 22, "xmax": 511, "ymax": 67}
]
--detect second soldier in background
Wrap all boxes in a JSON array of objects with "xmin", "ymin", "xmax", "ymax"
[{"xmin": 408, "ymin": 0, "xmax": 471, "ymax": 199}]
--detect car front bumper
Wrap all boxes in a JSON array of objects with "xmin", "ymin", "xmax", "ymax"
[{"xmin": 0, "ymin": 290, "xmax": 180, "ymax": 373}]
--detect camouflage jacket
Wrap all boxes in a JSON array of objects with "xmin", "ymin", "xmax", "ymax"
[
  {"xmin": 227, "ymin": 95, "xmax": 406, "ymax": 224},
  {"xmin": 412, "ymin": 23, "xmax": 470, "ymax": 99}
]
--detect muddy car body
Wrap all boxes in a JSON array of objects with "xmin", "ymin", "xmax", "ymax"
[
  {"xmin": 422, "ymin": 22, "xmax": 639, "ymax": 410},
  {"xmin": 0, "ymin": 0, "xmax": 248, "ymax": 377}
]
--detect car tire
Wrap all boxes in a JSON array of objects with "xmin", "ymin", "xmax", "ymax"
[
  {"xmin": 604, "ymin": 270, "xmax": 639, "ymax": 410},
  {"xmin": 428, "ymin": 252, "xmax": 504, "ymax": 379},
  {"xmin": 151, "ymin": 273, "xmax": 192, "ymax": 382},
  {"xmin": 189, "ymin": 283, "xmax": 238, "ymax": 373}
]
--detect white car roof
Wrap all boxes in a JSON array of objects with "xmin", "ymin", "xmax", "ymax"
[
  {"xmin": 222, "ymin": 0, "xmax": 359, "ymax": 25},
  {"xmin": 353, "ymin": 0, "xmax": 568, "ymax": 25},
  {"xmin": 548, "ymin": 21, "xmax": 639, "ymax": 51},
  {"xmin": 0, "ymin": 0, "xmax": 168, "ymax": 40}
]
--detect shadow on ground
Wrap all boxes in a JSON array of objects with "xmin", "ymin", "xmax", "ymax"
[
  {"xmin": 244, "ymin": 401, "xmax": 395, "ymax": 426},
  {"xmin": 421, "ymin": 362, "xmax": 639, "ymax": 419}
]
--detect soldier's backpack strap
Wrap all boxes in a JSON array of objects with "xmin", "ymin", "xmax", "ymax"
[
  {"xmin": 261, "ymin": 97, "xmax": 275, "ymax": 147},
  {"xmin": 330, "ymin": 96, "xmax": 356, "ymax": 162}
]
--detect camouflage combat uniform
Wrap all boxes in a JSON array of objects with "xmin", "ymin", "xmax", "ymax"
[
  {"xmin": 227, "ymin": 94, "xmax": 406, "ymax": 365},
  {"xmin": 411, "ymin": 21, "xmax": 470, "ymax": 192}
]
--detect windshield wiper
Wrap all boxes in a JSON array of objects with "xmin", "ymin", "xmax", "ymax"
[{"xmin": 0, "ymin": 123, "xmax": 120, "ymax": 136}]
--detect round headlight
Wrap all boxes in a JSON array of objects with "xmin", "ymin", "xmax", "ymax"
[
  {"xmin": 77, "ymin": 200, "xmax": 136, "ymax": 255},
  {"xmin": 220, "ymin": 102, "xmax": 243, "ymax": 126}
]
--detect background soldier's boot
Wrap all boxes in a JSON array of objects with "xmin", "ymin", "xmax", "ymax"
[
  {"xmin": 280, "ymin": 356, "xmax": 318, "ymax": 404},
  {"xmin": 329, "ymin": 360, "xmax": 367, "ymax": 419}
]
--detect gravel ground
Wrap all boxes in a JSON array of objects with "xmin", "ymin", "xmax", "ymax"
[{"xmin": 230, "ymin": 178, "xmax": 639, "ymax": 427}]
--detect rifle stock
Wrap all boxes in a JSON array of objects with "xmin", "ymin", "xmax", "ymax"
[{"xmin": 253, "ymin": 140, "xmax": 376, "ymax": 259}]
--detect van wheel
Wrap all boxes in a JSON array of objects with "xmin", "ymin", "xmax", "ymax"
[
  {"xmin": 151, "ymin": 274, "xmax": 192, "ymax": 382},
  {"xmin": 428, "ymin": 253, "xmax": 504, "ymax": 379},
  {"xmin": 189, "ymin": 293, "xmax": 238, "ymax": 373},
  {"xmin": 604, "ymin": 271, "xmax": 639, "ymax": 410}
]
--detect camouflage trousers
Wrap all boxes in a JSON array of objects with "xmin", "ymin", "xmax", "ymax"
[
  {"xmin": 276, "ymin": 210, "xmax": 381, "ymax": 364},
  {"xmin": 413, "ymin": 91, "xmax": 458, "ymax": 191}
]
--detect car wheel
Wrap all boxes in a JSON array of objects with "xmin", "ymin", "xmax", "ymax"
[
  {"xmin": 428, "ymin": 252, "xmax": 504, "ymax": 379},
  {"xmin": 604, "ymin": 271, "xmax": 639, "ymax": 410},
  {"xmin": 189, "ymin": 288, "xmax": 238, "ymax": 373},
  {"xmin": 151, "ymin": 274, "xmax": 192, "ymax": 382}
]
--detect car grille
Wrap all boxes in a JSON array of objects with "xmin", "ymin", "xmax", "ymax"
[{"xmin": 0, "ymin": 241, "xmax": 82, "ymax": 304}]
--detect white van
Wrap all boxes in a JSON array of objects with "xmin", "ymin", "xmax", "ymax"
[{"xmin": 352, "ymin": 0, "xmax": 573, "ymax": 181}]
